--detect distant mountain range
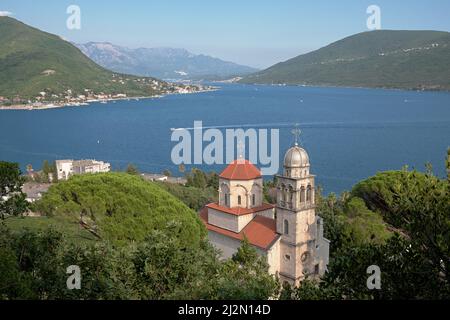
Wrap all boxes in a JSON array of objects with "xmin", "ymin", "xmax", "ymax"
[
  {"xmin": 2, "ymin": 14, "xmax": 449, "ymax": 102},
  {"xmin": 240, "ymin": 30, "xmax": 450, "ymax": 91},
  {"xmin": 75, "ymin": 42, "xmax": 258, "ymax": 81},
  {"xmin": 0, "ymin": 17, "xmax": 191, "ymax": 101}
]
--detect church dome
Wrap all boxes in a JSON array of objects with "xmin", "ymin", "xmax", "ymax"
[
  {"xmin": 220, "ymin": 159, "xmax": 262, "ymax": 180},
  {"xmin": 284, "ymin": 145, "xmax": 309, "ymax": 168}
]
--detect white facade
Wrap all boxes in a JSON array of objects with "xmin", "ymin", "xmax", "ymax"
[{"xmin": 56, "ymin": 159, "xmax": 111, "ymax": 180}]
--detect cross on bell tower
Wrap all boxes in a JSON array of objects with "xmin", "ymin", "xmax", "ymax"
[{"xmin": 291, "ymin": 124, "xmax": 302, "ymax": 146}]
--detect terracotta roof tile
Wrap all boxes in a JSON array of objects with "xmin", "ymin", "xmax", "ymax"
[
  {"xmin": 199, "ymin": 207, "xmax": 280, "ymax": 250},
  {"xmin": 206, "ymin": 202, "xmax": 275, "ymax": 216},
  {"xmin": 219, "ymin": 159, "xmax": 261, "ymax": 180}
]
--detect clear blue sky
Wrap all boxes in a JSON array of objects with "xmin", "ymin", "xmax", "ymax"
[{"xmin": 2, "ymin": 0, "xmax": 450, "ymax": 68}]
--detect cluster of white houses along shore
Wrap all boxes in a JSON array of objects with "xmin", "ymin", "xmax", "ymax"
[
  {"xmin": 0, "ymin": 73, "xmax": 214, "ymax": 109},
  {"xmin": 22, "ymin": 159, "xmax": 186, "ymax": 202}
]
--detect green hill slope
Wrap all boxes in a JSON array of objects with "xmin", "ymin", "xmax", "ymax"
[
  {"xmin": 240, "ymin": 30, "xmax": 450, "ymax": 90},
  {"xmin": 0, "ymin": 17, "xmax": 176, "ymax": 99}
]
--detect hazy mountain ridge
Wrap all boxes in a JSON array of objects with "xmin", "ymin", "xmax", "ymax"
[
  {"xmin": 76, "ymin": 42, "xmax": 258, "ymax": 80},
  {"xmin": 240, "ymin": 30, "xmax": 450, "ymax": 90},
  {"xmin": 0, "ymin": 17, "xmax": 193, "ymax": 102}
]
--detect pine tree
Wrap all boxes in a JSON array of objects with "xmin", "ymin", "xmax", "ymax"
[
  {"xmin": 126, "ymin": 164, "xmax": 139, "ymax": 175},
  {"xmin": 0, "ymin": 161, "xmax": 29, "ymax": 220}
]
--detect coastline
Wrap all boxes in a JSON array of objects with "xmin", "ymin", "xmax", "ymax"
[
  {"xmin": 236, "ymin": 81, "xmax": 450, "ymax": 93},
  {"xmin": 0, "ymin": 87, "xmax": 219, "ymax": 111}
]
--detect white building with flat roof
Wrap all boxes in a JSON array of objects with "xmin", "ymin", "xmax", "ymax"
[{"xmin": 56, "ymin": 159, "xmax": 111, "ymax": 180}]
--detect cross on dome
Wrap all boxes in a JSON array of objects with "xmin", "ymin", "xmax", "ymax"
[{"xmin": 291, "ymin": 124, "xmax": 302, "ymax": 146}]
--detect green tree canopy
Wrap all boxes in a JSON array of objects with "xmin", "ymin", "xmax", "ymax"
[
  {"xmin": 215, "ymin": 239, "xmax": 279, "ymax": 300},
  {"xmin": 156, "ymin": 181, "xmax": 217, "ymax": 211},
  {"xmin": 125, "ymin": 163, "xmax": 139, "ymax": 175},
  {"xmin": 0, "ymin": 224, "xmax": 280, "ymax": 300},
  {"xmin": 34, "ymin": 173, "xmax": 206, "ymax": 246},
  {"xmin": 293, "ymin": 158, "xmax": 450, "ymax": 300}
]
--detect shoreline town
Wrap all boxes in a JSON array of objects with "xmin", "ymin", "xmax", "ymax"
[{"xmin": 0, "ymin": 85, "xmax": 218, "ymax": 111}]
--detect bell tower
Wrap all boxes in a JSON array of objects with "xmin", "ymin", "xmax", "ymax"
[{"xmin": 276, "ymin": 128, "xmax": 329, "ymax": 285}]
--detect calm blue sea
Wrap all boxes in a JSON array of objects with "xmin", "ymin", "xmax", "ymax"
[{"xmin": 0, "ymin": 83, "xmax": 449, "ymax": 194}]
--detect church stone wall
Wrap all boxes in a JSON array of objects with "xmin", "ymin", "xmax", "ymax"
[
  {"xmin": 279, "ymin": 241, "xmax": 296, "ymax": 278},
  {"xmin": 208, "ymin": 208, "xmax": 271, "ymax": 234},
  {"xmin": 219, "ymin": 178, "xmax": 264, "ymax": 209},
  {"xmin": 316, "ymin": 237, "xmax": 330, "ymax": 276},
  {"xmin": 208, "ymin": 208, "xmax": 239, "ymax": 232},
  {"xmin": 315, "ymin": 217, "xmax": 330, "ymax": 276},
  {"xmin": 265, "ymin": 238, "xmax": 281, "ymax": 275},
  {"xmin": 208, "ymin": 230, "xmax": 242, "ymax": 259},
  {"xmin": 255, "ymin": 208, "xmax": 275, "ymax": 220},
  {"xmin": 237, "ymin": 213, "xmax": 255, "ymax": 232},
  {"xmin": 208, "ymin": 230, "xmax": 278, "ymax": 275}
]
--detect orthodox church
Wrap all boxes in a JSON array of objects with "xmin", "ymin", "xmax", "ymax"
[{"xmin": 199, "ymin": 142, "xmax": 330, "ymax": 285}]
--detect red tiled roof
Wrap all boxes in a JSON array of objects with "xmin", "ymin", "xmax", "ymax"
[
  {"xmin": 199, "ymin": 207, "xmax": 280, "ymax": 250},
  {"xmin": 219, "ymin": 159, "xmax": 261, "ymax": 180},
  {"xmin": 206, "ymin": 202, "xmax": 275, "ymax": 216}
]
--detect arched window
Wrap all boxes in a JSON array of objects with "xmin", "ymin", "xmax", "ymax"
[
  {"xmin": 238, "ymin": 195, "xmax": 242, "ymax": 205},
  {"xmin": 221, "ymin": 184, "xmax": 230, "ymax": 206},
  {"xmin": 284, "ymin": 219, "xmax": 289, "ymax": 234},
  {"xmin": 252, "ymin": 194, "xmax": 256, "ymax": 206},
  {"xmin": 307, "ymin": 185, "xmax": 312, "ymax": 201},
  {"xmin": 300, "ymin": 186, "xmax": 306, "ymax": 203},
  {"xmin": 280, "ymin": 184, "xmax": 286, "ymax": 205}
]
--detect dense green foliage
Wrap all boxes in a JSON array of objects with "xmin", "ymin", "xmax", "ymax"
[
  {"xmin": 241, "ymin": 30, "xmax": 450, "ymax": 90},
  {"xmin": 351, "ymin": 169, "xmax": 447, "ymax": 229},
  {"xmin": 216, "ymin": 239, "xmax": 279, "ymax": 299},
  {"xmin": 125, "ymin": 163, "xmax": 140, "ymax": 175},
  {"xmin": 2, "ymin": 155, "xmax": 449, "ymax": 300},
  {"xmin": 4, "ymin": 216, "xmax": 98, "ymax": 244},
  {"xmin": 288, "ymin": 161, "xmax": 450, "ymax": 300},
  {"xmin": 185, "ymin": 168, "xmax": 219, "ymax": 189},
  {"xmin": 340, "ymin": 196, "xmax": 391, "ymax": 245},
  {"xmin": 0, "ymin": 224, "xmax": 277, "ymax": 300},
  {"xmin": 316, "ymin": 191, "xmax": 392, "ymax": 253},
  {"xmin": 447, "ymin": 148, "xmax": 450, "ymax": 182},
  {"xmin": 0, "ymin": 162, "xmax": 28, "ymax": 220},
  {"xmin": 154, "ymin": 168, "xmax": 219, "ymax": 211},
  {"xmin": 0, "ymin": 17, "xmax": 171, "ymax": 99},
  {"xmin": 33, "ymin": 173, "xmax": 206, "ymax": 246},
  {"xmin": 157, "ymin": 181, "xmax": 217, "ymax": 211}
]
